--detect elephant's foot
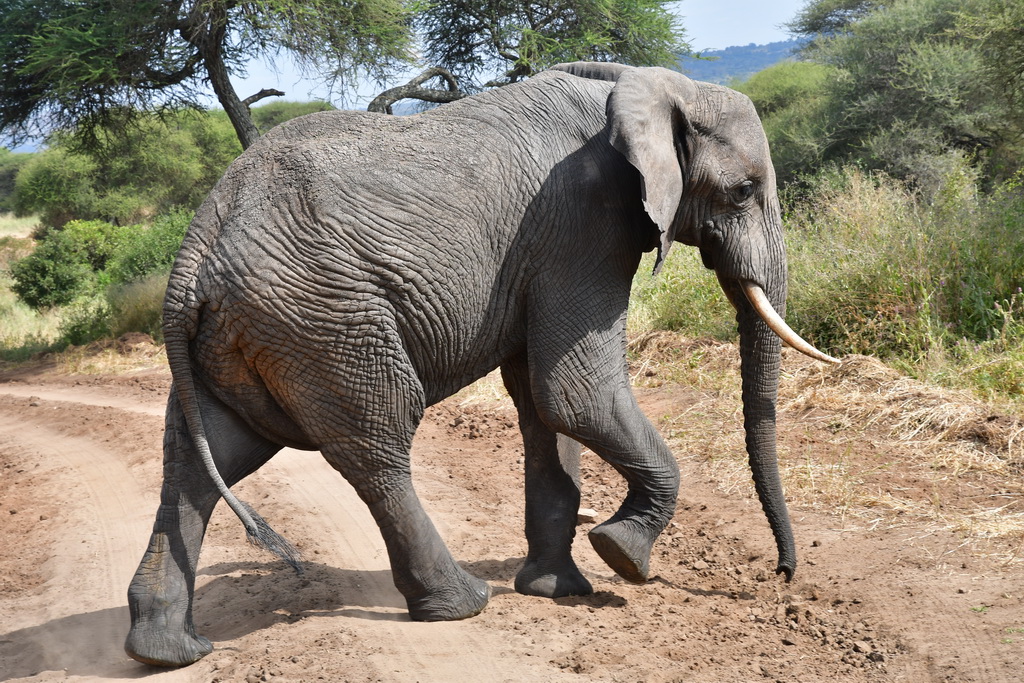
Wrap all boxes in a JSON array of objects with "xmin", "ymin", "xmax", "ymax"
[
  {"xmin": 125, "ymin": 624, "xmax": 213, "ymax": 668},
  {"xmin": 404, "ymin": 570, "xmax": 491, "ymax": 621},
  {"xmin": 515, "ymin": 558, "xmax": 593, "ymax": 598},
  {"xmin": 588, "ymin": 519, "xmax": 656, "ymax": 584}
]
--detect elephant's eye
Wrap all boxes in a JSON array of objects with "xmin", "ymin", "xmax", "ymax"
[{"xmin": 730, "ymin": 180, "xmax": 756, "ymax": 204}]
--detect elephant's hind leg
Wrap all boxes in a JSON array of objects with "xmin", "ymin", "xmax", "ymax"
[
  {"xmin": 319, "ymin": 434, "xmax": 491, "ymax": 621},
  {"xmin": 125, "ymin": 390, "xmax": 281, "ymax": 667},
  {"xmin": 501, "ymin": 358, "xmax": 592, "ymax": 598}
]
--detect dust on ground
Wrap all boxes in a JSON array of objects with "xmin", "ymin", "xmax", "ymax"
[{"xmin": 1, "ymin": 333, "xmax": 1022, "ymax": 682}]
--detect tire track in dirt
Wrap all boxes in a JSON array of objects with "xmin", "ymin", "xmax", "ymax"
[
  {"xmin": 224, "ymin": 443, "xmax": 579, "ymax": 682},
  {"xmin": 0, "ymin": 383, "xmax": 165, "ymax": 417},
  {"xmin": 0, "ymin": 384, "xmax": 575, "ymax": 682},
  {"xmin": 0, "ymin": 406, "xmax": 157, "ymax": 680}
]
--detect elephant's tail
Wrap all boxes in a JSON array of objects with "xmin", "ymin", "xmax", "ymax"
[{"xmin": 162, "ymin": 215, "xmax": 302, "ymax": 574}]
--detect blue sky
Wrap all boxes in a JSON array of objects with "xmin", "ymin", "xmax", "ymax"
[
  {"xmin": 233, "ymin": 0, "xmax": 808, "ymax": 107},
  {"xmin": 680, "ymin": 0, "xmax": 805, "ymax": 51}
]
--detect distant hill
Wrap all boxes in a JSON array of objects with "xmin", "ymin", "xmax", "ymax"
[{"xmin": 679, "ymin": 39, "xmax": 806, "ymax": 85}]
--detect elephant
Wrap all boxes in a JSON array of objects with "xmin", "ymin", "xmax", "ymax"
[{"xmin": 125, "ymin": 61, "xmax": 837, "ymax": 667}]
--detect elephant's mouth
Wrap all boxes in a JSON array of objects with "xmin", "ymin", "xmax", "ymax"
[{"xmin": 739, "ymin": 281, "xmax": 840, "ymax": 365}]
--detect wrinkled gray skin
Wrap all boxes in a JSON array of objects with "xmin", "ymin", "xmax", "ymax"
[{"xmin": 125, "ymin": 63, "xmax": 796, "ymax": 667}]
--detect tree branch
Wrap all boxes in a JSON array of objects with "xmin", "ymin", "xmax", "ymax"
[
  {"xmin": 242, "ymin": 88, "xmax": 285, "ymax": 107},
  {"xmin": 368, "ymin": 67, "xmax": 466, "ymax": 114}
]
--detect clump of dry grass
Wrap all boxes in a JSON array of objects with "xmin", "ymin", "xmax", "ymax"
[
  {"xmin": 628, "ymin": 331, "xmax": 741, "ymax": 393},
  {"xmin": 786, "ymin": 354, "xmax": 1024, "ymax": 463},
  {"xmin": 451, "ymin": 369, "xmax": 512, "ymax": 409},
  {"xmin": 781, "ymin": 354, "xmax": 1024, "ymax": 551},
  {"xmin": 631, "ymin": 331, "xmax": 1024, "ymax": 558},
  {"xmin": 56, "ymin": 332, "xmax": 166, "ymax": 374}
]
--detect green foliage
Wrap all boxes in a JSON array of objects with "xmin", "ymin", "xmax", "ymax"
[
  {"xmin": 13, "ymin": 148, "xmax": 99, "ymax": 227},
  {"xmin": 57, "ymin": 296, "xmax": 110, "ymax": 346},
  {"xmin": 4, "ymin": 204, "xmax": 187, "ymax": 348},
  {"xmin": 418, "ymin": 0, "xmax": 689, "ymax": 87},
  {"xmin": 787, "ymin": 0, "xmax": 888, "ymax": 37},
  {"xmin": 9, "ymin": 219, "xmax": 127, "ymax": 309},
  {"xmin": 810, "ymin": 0, "xmax": 1005, "ymax": 182},
  {"xmin": 957, "ymin": 0, "xmax": 1024, "ymax": 129},
  {"xmin": 107, "ymin": 272, "xmax": 168, "ymax": 340},
  {"xmin": 12, "ymin": 111, "xmax": 238, "ymax": 228},
  {"xmin": 106, "ymin": 208, "xmax": 191, "ymax": 285},
  {"xmin": 0, "ymin": 148, "xmax": 32, "ymax": 213},
  {"xmin": 784, "ymin": 165, "xmax": 1024, "ymax": 388},
  {"xmin": 0, "ymin": 0, "xmax": 415, "ymax": 150},
  {"xmin": 735, "ymin": 61, "xmax": 835, "ymax": 184},
  {"xmin": 251, "ymin": 101, "xmax": 336, "ymax": 134},
  {"xmin": 628, "ymin": 248, "xmax": 734, "ymax": 340},
  {"xmin": 744, "ymin": 0, "xmax": 1023, "ymax": 189}
]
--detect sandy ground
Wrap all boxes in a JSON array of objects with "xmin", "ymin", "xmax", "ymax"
[{"xmin": 1, "ymin": 340, "xmax": 1022, "ymax": 682}]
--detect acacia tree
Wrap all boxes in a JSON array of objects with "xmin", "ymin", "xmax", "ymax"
[
  {"xmin": 0, "ymin": 0, "xmax": 414, "ymax": 149},
  {"xmin": 957, "ymin": 0, "xmax": 1024, "ymax": 128},
  {"xmin": 417, "ymin": 0, "xmax": 688, "ymax": 88},
  {"xmin": 786, "ymin": 0, "xmax": 889, "ymax": 37},
  {"xmin": 778, "ymin": 0, "xmax": 1020, "ymax": 188}
]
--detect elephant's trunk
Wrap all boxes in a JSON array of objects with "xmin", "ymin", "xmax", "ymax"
[{"xmin": 718, "ymin": 274, "xmax": 797, "ymax": 581}]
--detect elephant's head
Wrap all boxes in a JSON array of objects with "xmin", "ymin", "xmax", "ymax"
[{"xmin": 556, "ymin": 63, "xmax": 839, "ymax": 580}]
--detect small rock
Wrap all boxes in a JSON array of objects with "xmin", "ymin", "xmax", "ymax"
[
  {"xmin": 957, "ymin": 588, "xmax": 968, "ymax": 594},
  {"xmin": 576, "ymin": 508, "xmax": 598, "ymax": 524},
  {"xmin": 812, "ymin": 539, "xmax": 822, "ymax": 547},
  {"xmin": 692, "ymin": 560, "xmax": 709, "ymax": 571},
  {"xmin": 853, "ymin": 640, "xmax": 871, "ymax": 654},
  {"xmin": 868, "ymin": 652, "xmax": 885, "ymax": 663},
  {"xmin": 781, "ymin": 637, "xmax": 796, "ymax": 646}
]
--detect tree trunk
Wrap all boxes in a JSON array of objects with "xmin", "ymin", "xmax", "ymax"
[
  {"xmin": 181, "ymin": 5, "xmax": 263, "ymax": 150},
  {"xmin": 204, "ymin": 50, "xmax": 260, "ymax": 149}
]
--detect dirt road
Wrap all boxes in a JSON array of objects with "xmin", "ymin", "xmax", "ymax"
[{"xmin": 1, "ymin": 343, "xmax": 1022, "ymax": 682}]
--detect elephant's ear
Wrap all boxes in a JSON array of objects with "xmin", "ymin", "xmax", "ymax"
[{"xmin": 606, "ymin": 67, "xmax": 697, "ymax": 274}]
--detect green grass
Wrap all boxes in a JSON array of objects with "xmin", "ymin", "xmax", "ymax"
[{"xmin": 0, "ymin": 212, "xmax": 40, "ymax": 238}]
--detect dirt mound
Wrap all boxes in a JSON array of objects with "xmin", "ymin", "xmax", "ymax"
[{"xmin": 790, "ymin": 354, "xmax": 1024, "ymax": 455}]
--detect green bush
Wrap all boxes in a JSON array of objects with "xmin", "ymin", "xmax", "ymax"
[
  {"xmin": 106, "ymin": 208, "xmax": 191, "ymax": 284},
  {"xmin": 251, "ymin": 100, "xmax": 335, "ymax": 134},
  {"xmin": 12, "ymin": 112, "xmax": 239, "ymax": 229},
  {"xmin": 9, "ymin": 219, "xmax": 125, "ymax": 309},
  {"xmin": 58, "ymin": 296, "xmax": 111, "ymax": 346},
  {"xmin": 785, "ymin": 164, "xmax": 1024, "ymax": 380},
  {"xmin": 0, "ymin": 149, "xmax": 32, "ymax": 214},
  {"xmin": 13, "ymin": 148, "xmax": 99, "ymax": 228},
  {"xmin": 107, "ymin": 272, "xmax": 169, "ymax": 340},
  {"xmin": 629, "ymin": 247, "xmax": 734, "ymax": 340},
  {"xmin": 734, "ymin": 61, "xmax": 836, "ymax": 185}
]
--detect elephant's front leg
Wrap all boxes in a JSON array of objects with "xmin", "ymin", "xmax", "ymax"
[
  {"xmin": 529, "ymin": 339, "xmax": 680, "ymax": 585},
  {"xmin": 501, "ymin": 358, "xmax": 593, "ymax": 598}
]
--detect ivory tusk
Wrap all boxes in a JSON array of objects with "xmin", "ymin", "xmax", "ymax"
[{"xmin": 740, "ymin": 282, "xmax": 841, "ymax": 364}]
